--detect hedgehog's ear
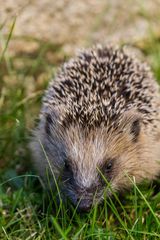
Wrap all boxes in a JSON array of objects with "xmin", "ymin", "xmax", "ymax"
[
  {"xmin": 121, "ymin": 110, "xmax": 142, "ymax": 142},
  {"xmin": 130, "ymin": 118, "xmax": 141, "ymax": 141},
  {"xmin": 44, "ymin": 107, "xmax": 65, "ymax": 136}
]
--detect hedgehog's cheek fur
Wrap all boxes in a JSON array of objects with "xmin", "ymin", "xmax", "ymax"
[{"xmin": 109, "ymin": 134, "xmax": 160, "ymax": 192}]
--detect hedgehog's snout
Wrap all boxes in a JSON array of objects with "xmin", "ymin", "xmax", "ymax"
[
  {"xmin": 65, "ymin": 185, "xmax": 96, "ymax": 212},
  {"xmin": 69, "ymin": 192, "xmax": 93, "ymax": 212},
  {"xmin": 77, "ymin": 198, "xmax": 92, "ymax": 212}
]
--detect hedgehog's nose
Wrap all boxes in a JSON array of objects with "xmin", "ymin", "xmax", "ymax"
[{"xmin": 77, "ymin": 199, "xmax": 92, "ymax": 212}]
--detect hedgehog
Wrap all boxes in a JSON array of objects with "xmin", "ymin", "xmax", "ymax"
[{"xmin": 30, "ymin": 45, "xmax": 160, "ymax": 212}]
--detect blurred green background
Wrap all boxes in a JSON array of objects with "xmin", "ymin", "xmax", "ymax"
[{"xmin": 1, "ymin": 1, "xmax": 160, "ymax": 239}]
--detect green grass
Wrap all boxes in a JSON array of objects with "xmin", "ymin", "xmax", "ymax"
[{"xmin": 1, "ymin": 21, "xmax": 160, "ymax": 239}]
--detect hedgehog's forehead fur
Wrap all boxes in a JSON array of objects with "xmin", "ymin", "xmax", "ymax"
[{"xmin": 42, "ymin": 45, "xmax": 158, "ymax": 130}]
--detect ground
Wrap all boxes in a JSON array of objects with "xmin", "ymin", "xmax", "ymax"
[{"xmin": 0, "ymin": 0, "xmax": 160, "ymax": 239}]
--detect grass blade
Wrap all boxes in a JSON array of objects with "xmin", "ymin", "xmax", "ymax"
[{"xmin": 0, "ymin": 17, "xmax": 16, "ymax": 62}]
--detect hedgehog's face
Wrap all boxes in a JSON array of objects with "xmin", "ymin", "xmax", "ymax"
[{"xmin": 54, "ymin": 111, "xmax": 145, "ymax": 211}]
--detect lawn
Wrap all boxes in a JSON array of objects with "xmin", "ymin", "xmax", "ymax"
[{"xmin": 1, "ymin": 23, "xmax": 160, "ymax": 239}]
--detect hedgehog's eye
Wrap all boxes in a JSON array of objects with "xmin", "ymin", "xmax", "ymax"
[
  {"xmin": 64, "ymin": 161, "xmax": 69, "ymax": 169},
  {"xmin": 105, "ymin": 161, "xmax": 113, "ymax": 173},
  {"xmin": 106, "ymin": 162, "xmax": 113, "ymax": 172},
  {"xmin": 64, "ymin": 159, "xmax": 71, "ymax": 170},
  {"xmin": 102, "ymin": 159, "xmax": 114, "ymax": 174}
]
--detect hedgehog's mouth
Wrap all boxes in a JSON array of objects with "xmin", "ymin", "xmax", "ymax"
[
  {"xmin": 76, "ymin": 198, "xmax": 93, "ymax": 212},
  {"xmin": 61, "ymin": 184, "xmax": 105, "ymax": 212},
  {"xmin": 62, "ymin": 187, "xmax": 93, "ymax": 211}
]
